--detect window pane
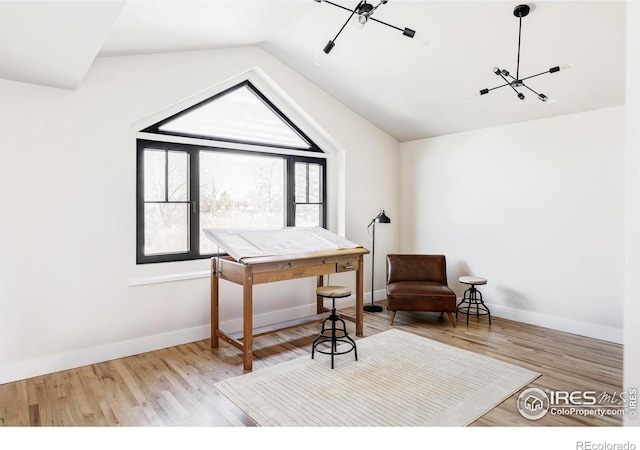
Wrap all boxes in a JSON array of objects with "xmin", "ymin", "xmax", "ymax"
[
  {"xmin": 295, "ymin": 204, "xmax": 321, "ymax": 227},
  {"xmin": 144, "ymin": 150, "xmax": 165, "ymax": 201},
  {"xmin": 144, "ymin": 203, "xmax": 189, "ymax": 255},
  {"xmin": 200, "ymin": 151, "xmax": 285, "ymax": 254},
  {"xmin": 295, "ymin": 163, "xmax": 307, "ymax": 203},
  {"xmin": 167, "ymin": 151, "xmax": 188, "ymax": 201},
  {"xmin": 308, "ymin": 164, "xmax": 321, "ymax": 203},
  {"xmin": 159, "ymin": 85, "xmax": 311, "ymax": 149}
]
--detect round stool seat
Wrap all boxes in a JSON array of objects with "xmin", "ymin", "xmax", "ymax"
[
  {"xmin": 316, "ymin": 285, "xmax": 351, "ymax": 298},
  {"xmin": 459, "ymin": 276, "xmax": 487, "ymax": 286}
]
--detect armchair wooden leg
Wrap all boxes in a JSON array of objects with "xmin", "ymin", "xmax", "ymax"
[
  {"xmin": 447, "ymin": 312, "xmax": 456, "ymax": 328},
  {"xmin": 390, "ymin": 310, "xmax": 397, "ymax": 325}
]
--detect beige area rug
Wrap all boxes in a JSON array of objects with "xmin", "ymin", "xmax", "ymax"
[{"xmin": 214, "ymin": 329, "xmax": 540, "ymax": 426}]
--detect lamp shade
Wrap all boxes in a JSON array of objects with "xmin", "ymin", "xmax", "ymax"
[{"xmin": 374, "ymin": 210, "xmax": 391, "ymax": 224}]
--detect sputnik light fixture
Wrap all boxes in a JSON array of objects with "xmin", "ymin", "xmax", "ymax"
[
  {"xmin": 471, "ymin": 4, "xmax": 571, "ymax": 103},
  {"xmin": 314, "ymin": 0, "xmax": 429, "ymax": 66}
]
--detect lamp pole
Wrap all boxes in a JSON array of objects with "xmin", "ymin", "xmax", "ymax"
[{"xmin": 364, "ymin": 210, "xmax": 390, "ymax": 313}]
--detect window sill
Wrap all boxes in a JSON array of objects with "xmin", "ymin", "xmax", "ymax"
[
  {"xmin": 128, "ymin": 270, "xmax": 210, "ymax": 286},
  {"xmin": 128, "ymin": 259, "xmax": 211, "ymax": 286}
]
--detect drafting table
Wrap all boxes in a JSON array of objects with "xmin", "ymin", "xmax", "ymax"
[{"xmin": 205, "ymin": 227, "xmax": 369, "ymax": 372}]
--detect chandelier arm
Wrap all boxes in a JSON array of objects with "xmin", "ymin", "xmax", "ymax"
[
  {"xmin": 485, "ymin": 82, "xmax": 512, "ymax": 92},
  {"xmin": 329, "ymin": 1, "xmax": 364, "ymax": 43},
  {"xmin": 521, "ymin": 83, "xmax": 542, "ymax": 96},
  {"xmin": 518, "ymin": 69, "xmax": 552, "ymax": 83},
  {"xmin": 368, "ymin": 16, "xmax": 405, "ymax": 33},
  {"xmin": 372, "ymin": 0, "xmax": 386, "ymax": 12},
  {"xmin": 319, "ymin": 0, "xmax": 355, "ymax": 13}
]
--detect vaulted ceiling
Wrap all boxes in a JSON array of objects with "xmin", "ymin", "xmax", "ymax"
[{"xmin": 0, "ymin": 0, "xmax": 627, "ymax": 141}]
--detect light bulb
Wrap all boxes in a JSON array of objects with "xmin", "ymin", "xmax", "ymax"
[
  {"xmin": 468, "ymin": 88, "xmax": 489, "ymax": 99},
  {"xmin": 538, "ymin": 93, "xmax": 556, "ymax": 104},
  {"xmin": 550, "ymin": 63, "xmax": 572, "ymax": 74},
  {"xmin": 314, "ymin": 40, "xmax": 334, "ymax": 66},
  {"xmin": 313, "ymin": 50, "xmax": 328, "ymax": 67},
  {"xmin": 353, "ymin": 14, "xmax": 367, "ymax": 29},
  {"xmin": 414, "ymin": 31, "xmax": 431, "ymax": 46},
  {"xmin": 403, "ymin": 28, "xmax": 430, "ymax": 46}
]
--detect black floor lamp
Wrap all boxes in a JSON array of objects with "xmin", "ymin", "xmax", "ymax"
[{"xmin": 364, "ymin": 209, "xmax": 391, "ymax": 313}]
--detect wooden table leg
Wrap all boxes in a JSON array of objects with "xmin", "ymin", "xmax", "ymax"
[
  {"xmin": 243, "ymin": 268, "xmax": 254, "ymax": 372},
  {"xmin": 211, "ymin": 258, "xmax": 219, "ymax": 348},
  {"xmin": 356, "ymin": 254, "xmax": 364, "ymax": 336},
  {"xmin": 317, "ymin": 275, "xmax": 324, "ymax": 314}
]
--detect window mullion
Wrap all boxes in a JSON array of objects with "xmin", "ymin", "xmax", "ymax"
[
  {"xmin": 136, "ymin": 142, "xmax": 145, "ymax": 264},
  {"xmin": 164, "ymin": 150, "xmax": 169, "ymax": 202},
  {"xmin": 286, "ymin": 157, "xmax": 295, "ymax": 227},
  {"xmin": 189, "ymin": 149, "xmax": 199, "ymax": 258},
  {"xmin": 305, "ymin": 163, "xmax": 310, "ymax": 204}
]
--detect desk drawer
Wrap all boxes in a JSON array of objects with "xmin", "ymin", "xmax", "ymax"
[{"xmin": 336, "ymin": 259, "xmax": 359, "ymax": 272}]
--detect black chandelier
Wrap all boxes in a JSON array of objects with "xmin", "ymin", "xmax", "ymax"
[
  {"xmin": 472, "ymin": 4, "xmax": 571, "ymax": 102},
  {"xmin": 314, "ymin": 0, "xmax": 429, "ymax": 65}
]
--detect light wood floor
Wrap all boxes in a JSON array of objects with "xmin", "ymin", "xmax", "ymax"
[{"xmin": 0, "ymin": 300, "xmax": 623, "ymax": 427}]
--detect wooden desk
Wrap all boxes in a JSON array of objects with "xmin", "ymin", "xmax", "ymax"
[{"xmin": 210, "ymin": 247, "xmax": 369, "ymax": 372}]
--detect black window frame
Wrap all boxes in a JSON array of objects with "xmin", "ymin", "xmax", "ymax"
[
  {"xmin": 136, "ymin": 139, "xmax": 327, "ymax": 264},
  {"xmin": 142, "ymin": 80, "xmax": 322, "ymax": 153}
]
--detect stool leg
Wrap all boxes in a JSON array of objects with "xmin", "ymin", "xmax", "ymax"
[
  {"xmin": 467, "ymin": 289, "xmax": 471, "ymax": 325},
  {"xmin": 336, "ymin": 317, "xmax": 358, "ymax": 362},
  {"xmin": 312, "ymin": 316, "xmax": 330, "ymax": 359},
  {"xmin": 331, "ymin": 304, "xmax": 336, "ymax": 369},
  {"xmin": 473, "ymin": 287, "xmax": 480, "ymax": 320},
  {"xmin": 456, "ymin": 288, "xmax": 470, "ymax": 320},
  {"xmin": 467, "ymin": 287, "xmax": 473, "ymax": 325},
  {"xmin": 477, "ymin": 289, "xmax": 491, "ymax": 325}
]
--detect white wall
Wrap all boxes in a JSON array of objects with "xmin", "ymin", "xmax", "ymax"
[
  {"xmin": 399, "ymin": 107, "xmax": 625, "ymax": 343},
  {"xmin": 0, "ymin": 47, "xmax": 400, "ymax": 384}
]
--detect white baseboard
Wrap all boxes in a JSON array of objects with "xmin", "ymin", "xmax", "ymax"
[
  {"xmin": 481, "ymin": 302, "xmax": 623, "ymax": 344},
  {"xmin": 0, "ymin": 325, "xmax": 211, "ymax": 385},
  {"xmin": 0, "ymin": 290, "xmax": 621, "ymax": 385}
]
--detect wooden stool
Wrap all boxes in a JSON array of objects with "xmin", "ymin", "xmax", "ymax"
[
  {"xmin": 456, "ymin": 276, "xmax": 492, "ymax": 325},
  {"xmin": 312, "ymin": 286, "xmax": 358, "ymax": 369}
]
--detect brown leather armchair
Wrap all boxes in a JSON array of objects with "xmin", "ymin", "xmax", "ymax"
[{"xmin": 386, "ymin": 254, "xmax": 457, "ymax": 327}]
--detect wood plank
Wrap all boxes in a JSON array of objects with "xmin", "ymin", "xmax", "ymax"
[
  {"xmin": 216, "ymin": 331, "xmax": 244, "ymax": 351},
  {"xmin": 217, "ymin": 258, "xmax": 246, "ymax": 284},
  {"xmin": 240, "ymin": 247, "xmax": 369, "ymax": 267},
  {"xmin": 242, "ymin": 268, "xmax": 253, "ymax": 372},
  {"xmin": 252, "ymin": 263, "xmax": 336, "ymax": 284},
  {"xmin": 226, "ymin": 313, "xmax": 327, "ymax": 340},
  {"xmin": 210, "ymin": 257, "xmax": 219, "ymax": 349}
]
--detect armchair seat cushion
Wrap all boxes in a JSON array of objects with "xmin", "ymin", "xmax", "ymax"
[{"xmin": 387, "ymin": 281, "xmax": 456, "ymax": 312}]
